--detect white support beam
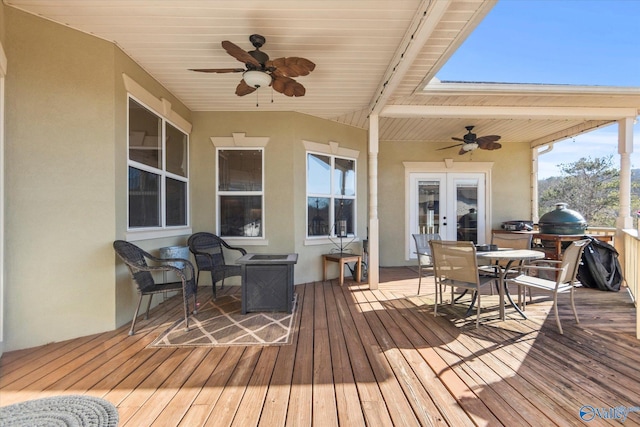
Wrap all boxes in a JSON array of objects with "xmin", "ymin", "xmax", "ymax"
[
  {"xmin": 368, "ymin": 0, "xmax": 452, "ymax": 115},
  {"xmin": 617, "ymin": 117, "xmax": 635, "ymax": 231},
  {"xmin": 368, "ymin": 114, "xmax": 380, "ymax": 289},
  {"xmin": 530, "ymin": 120, "xmax": 612, "ymax": 148},
  {"xmin": 380, "ymin": 105, "xmax": 638, "ymax": 120}
]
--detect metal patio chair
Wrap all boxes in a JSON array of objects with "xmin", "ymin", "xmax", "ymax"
[
  {"xmin": 412, "ymin": 233, "xmax": 441, "ymax": 295},
  {"xmin": 505, "ymin": 239, "xmax": 589, "ymax": 334},
  {"xmin": 430, "ymin": 240, "xmax": 498, "ymax": 328}
]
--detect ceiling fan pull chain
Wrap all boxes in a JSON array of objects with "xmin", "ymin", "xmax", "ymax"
[{"xmin": 256, "ymin": 90, "xmax": 259, "ymax": 107}]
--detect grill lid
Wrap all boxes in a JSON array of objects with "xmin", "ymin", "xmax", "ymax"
[{"xmin": 538, "ymin": 203, "xmax": 587, "ymax": 234}]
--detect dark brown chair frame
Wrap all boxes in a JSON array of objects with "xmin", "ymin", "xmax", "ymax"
[
  {"xmin": 113, "ymin": 240, "xmax": 198, "ymax": 336},
  {"xmin": 187, "ymin": 232, "xmax": 247, "ymax": 298}
]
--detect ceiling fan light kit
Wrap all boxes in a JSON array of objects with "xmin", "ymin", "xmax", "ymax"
[
  {"xmin": 243, "ymin": 70, "xmax": 272, "ymax": 88},
  {"xmin": 462, "ymin": 142, "xmax": 478, "ymax": 151}
]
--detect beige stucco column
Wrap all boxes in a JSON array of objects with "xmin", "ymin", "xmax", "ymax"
[
  {"xmin": 368, "ymin": 114, "xmax": 379, "ymax": 289},
  {"xmin": 0, "ymin": 41, "xmax": 6, "ymax": 356},
  {"xmin": 617, "ymin": 117, "xmax": 634, "ymax": 232}
]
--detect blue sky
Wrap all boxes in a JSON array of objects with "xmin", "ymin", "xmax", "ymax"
[{"xmin": 436, "ymin": 0, "xmax": 640, "ymax": 178}]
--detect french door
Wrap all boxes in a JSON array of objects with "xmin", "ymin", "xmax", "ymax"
[{"xmin": 408, "ymin": 172, "xmax": 486, "ymax": 258}]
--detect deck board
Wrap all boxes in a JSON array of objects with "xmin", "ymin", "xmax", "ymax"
[{"xmin": 1, "ymin": 267, "xmax": 639, "ymax": 426}]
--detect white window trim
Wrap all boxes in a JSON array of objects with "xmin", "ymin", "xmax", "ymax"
[
  {"xmin": 211, "ymin": 133, "xmax": 270, "ymax": 245},
  {"xmin": 303, "ymin": 140, "xmax": 360, "ymax": 246},
  {"xmin": 125, "ymin": 91, "xmax": 192, "ymax": 241}
]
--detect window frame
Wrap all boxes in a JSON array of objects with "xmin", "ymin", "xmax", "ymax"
[
  {"xmin": 306, "ymin": 150, "xmax": 357, "ymax": 240},
  {"xmin": 216, "ymin": 146, "xmax": 266, "ymax": 241},
  {"xmin": 126, "ymin": 94, "xmax": 190, "ymax": 238}
]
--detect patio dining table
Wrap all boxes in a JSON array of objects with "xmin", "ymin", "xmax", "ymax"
[{"xmin": 476, "ymin": 248, "xmax": 546, "ymax": 321}]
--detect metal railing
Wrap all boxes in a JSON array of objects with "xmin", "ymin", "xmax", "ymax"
[{"xmin": 622, "ymin": 230, "xmax": 640, "ymax": 339}]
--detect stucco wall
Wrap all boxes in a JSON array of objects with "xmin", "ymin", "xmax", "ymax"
[
  {"xmin": 378, "ymin": 139, "xmax": 531, "ymax": 267},
  {"xmin": 190, "ymin": 111, "xmax": 368, "ymax": 285},
  {"xmin": 4, "ymin": 8, "xmax": 117, "ymax": 350},
  {"xmin": 3, "ymin": 8, "xmax": 194, "ymax": 350},
  {"xmin": 0, "ymin": 2, "xmax": 5, "ymax": 46}
]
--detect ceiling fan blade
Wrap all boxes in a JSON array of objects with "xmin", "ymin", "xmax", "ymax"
[
  {"xmin": 268, "ymin": 57, "xmax": 316, "ymax": 77},
  {"xmin": 479, "ymin": 141, "xmax": 503, "ymax": 150},
  {"xmin": 451, "ymin": 137, "xmax": 466, "ymax": 142},
  {"xmin": 476, "ymin": 135, "xmax": 501, "ymax": 144},
  {"xmin": 272, "ymin": 75, "xmax": 306, "ymax": 97},
  {"xmin": 476, "ymin": 135, "xmax": 502, "ymax": 150},
  {"xmin": 235, "ymin": 79, "xmax": 257, "ymax": 96},
  {"xmin": 189, "ymin": 68, "xmax": 245, "ymax": 73},
  {"xmin": 222, "ymin": 40, "xmax": 261, "ymax": 68},
  {"xmin": 437, "ymin": 142, "xmax": 463, "ymax": 151}
]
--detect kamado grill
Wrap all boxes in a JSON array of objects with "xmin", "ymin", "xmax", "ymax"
[
  {"xmin": 536, "ymin": 203, "xmax": 589, "ymax": 260},
  {"xmin": 538, "ymin": 203, "xmax": 587, "ymax": 235}
]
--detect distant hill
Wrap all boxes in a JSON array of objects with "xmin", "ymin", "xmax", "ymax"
[{"xmin": 539, "ymin": 168, "xmax": 640, "ymax": 193}]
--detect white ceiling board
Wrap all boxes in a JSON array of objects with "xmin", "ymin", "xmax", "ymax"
[{"xmin": 7, "ymin": 0, "xmax": 639, "ymax": 146}]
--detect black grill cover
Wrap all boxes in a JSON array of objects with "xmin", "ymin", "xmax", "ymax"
[{"xmin": 577, "ymin": 236, "xmax": 623, "ymax": 292}]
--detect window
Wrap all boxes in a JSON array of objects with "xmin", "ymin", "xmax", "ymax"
[
  {"xmin": 128, "ymin": 97, "xmax": 189, "ymax": 230},
  {"xmin": 307, "ymin": 152, "xmax": 356, "ymax": 237},
  {"xmin": 217, "ymin": 148, "xmax": 264, "ymax": 237}
]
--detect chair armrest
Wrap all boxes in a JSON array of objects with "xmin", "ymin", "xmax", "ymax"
[
  {"xmin": 529, "ymin": 259, "xmax": 561, "ymax": 265},
  {"xmin": 162, "ymin": 258, "xmax": 196, "ymax": 276},
  {"xmin": 220, "ymin": 240, "xmax": 248, "ymax": 255},
  {"xmin": 513, "ymin": 264, "xmax": 566, "ymax": 275},
  {"xmin": 142, "ymin": 254, "xmax": 196, "ymax": 279}
]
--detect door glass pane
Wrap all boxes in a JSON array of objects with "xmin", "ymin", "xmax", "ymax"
[
  {"xmin": 418, "ymin": 180, "xmax": 440, "ymax": 234},
  {"xmin": 128, "ymin": 167, "xmax": 160, "ymax": 227},
  {"xmin": 456, "ymin": 182, "xmax": 478, "ymax": 242}
]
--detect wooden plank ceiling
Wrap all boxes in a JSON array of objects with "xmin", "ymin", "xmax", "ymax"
[{"xmin": 7, "ymin": 0, "xmax": 640, "ymax": 147}]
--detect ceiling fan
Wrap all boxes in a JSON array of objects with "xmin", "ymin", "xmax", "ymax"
[
  {"xmin": 437, "ymin": 126, "xmax": 502, "ymax": 155},
  {"xmin": 190, "ymin": 34, "xmax": 316, "ymax": 98}
]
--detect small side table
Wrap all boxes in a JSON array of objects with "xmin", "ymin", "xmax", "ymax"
[{"xmin": 323, "ymin": 253, "xmax": 361, "ymax": 285}]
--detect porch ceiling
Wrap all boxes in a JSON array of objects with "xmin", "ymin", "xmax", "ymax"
[{"xmin": 8, "ymin": 0, "xmax": 640, "ymax": 147}]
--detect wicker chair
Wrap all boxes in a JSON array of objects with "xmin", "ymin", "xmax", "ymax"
[
  {"xmin": 113, "ymin": 240, "xmax": 198, "ymax": 336},
  {"xmin": 187, "ymin": 232, "xmax": 247, "ymax": 298}
]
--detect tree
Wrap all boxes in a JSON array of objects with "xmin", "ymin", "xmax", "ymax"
[{"xmin": 539, "ymin": 156, "xmax": 619, "ymax": 227}]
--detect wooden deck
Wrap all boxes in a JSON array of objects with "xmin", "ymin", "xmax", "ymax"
[{"xmin": 1, "ymin": 267, "xmax": 639, "ymax": 426}]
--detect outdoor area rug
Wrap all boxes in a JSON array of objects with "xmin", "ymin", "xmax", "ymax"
[
  {"xmin": 0, "ymin": 395, "xmax": 119, "ymax": 427},
  {"xmin": 149, "ymin": 293, "xmax": 299, "ymax": 347}
]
